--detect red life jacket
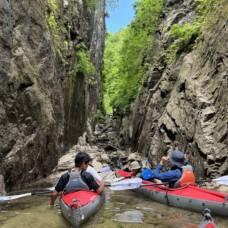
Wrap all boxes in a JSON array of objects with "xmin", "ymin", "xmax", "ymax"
[{"xmin": 174, "ymin": 165, "xmax": 195, "ymax": 188}]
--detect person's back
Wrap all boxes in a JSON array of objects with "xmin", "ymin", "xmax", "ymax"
[
  {"xmin": 86, "ymin": 165, "xmax": 102, "ymax": 182},
  {"xmin": 50, "ymin": 152, "xmax": 105, "ymax": 206},
  {"xmin": 173, "ymin": 165, "xmax": 195, "ymax": 188}
]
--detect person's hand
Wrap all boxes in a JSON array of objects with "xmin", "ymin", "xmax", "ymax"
[
  {"xmin": 49, "ymin": 204, "xmax": 58, "ymax": 209},
  {"xmin": 160, "ymin": 156, "xmax": 169, "ymax": 165},
  {"xmin": 49, "ymin": 204, "xmax": 55, "ymax": 209}
]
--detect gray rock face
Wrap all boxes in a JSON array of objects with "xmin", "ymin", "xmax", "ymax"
[
  {"xmin": 64, "ymin": 0, "xmax": 105, "ymax": 145},
  {"xmin": 0, "ymin": 0, "xmax": 64, "ymax": 188},
  {"xmin": 118, "ymin": 0, "xmax": 227, "ymax": 178},
  {"xmin": 0, "ymin": 0, "xmax": 105, "ymax": 189},
  {"xmin": 0, "ymin": 175, "xmax": 6, "ymax": 195}
]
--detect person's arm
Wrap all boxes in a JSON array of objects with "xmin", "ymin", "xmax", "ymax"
[
  {"xmin": 87, "ymin": 166, "xmax": 102, "ymax": 182},
  {"xmin": 160, "ymin": 156, "xmax": 169, "ymax": 165},
  {"xmin": 95, "ymin": 180, "xmax": 105, "ymax": 194},
  {"xmin": 83, "ymin": 172, "xmax": 104, "ymax": 194},
  {"xmin": 49, "ymin": 173, "xmax": 68, "ymax": 206},
  {"xmin": 154, "ymin": 164, "xmax": 181, "ymax": 182},
  {"xmin": 50, "ymin": 190, "xmax": 59, "ymax": 206}
]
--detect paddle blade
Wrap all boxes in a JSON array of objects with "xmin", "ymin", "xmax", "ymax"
[
  {"xmin": 109, "ymin": 178, "xmax": 142, "ymax": 191},
  {"xmin": 104, "ymin": 177, "xmax": 125, "ymax": 184},
  {"xmin": 0, "ymin": 193, "xmax": 32, "ymax": 201},
  {"xmin": 109, "ymin": 183, "xmax": 141, "ymax": 191},
  {"xmin": 212, "ymin": 175, "xmax": 228, "ymax": 185},
  {"xmin": 46, "ymin": 186, "xmax": 55, "ymax": 191},
  {"xmin": 214, "ymin": 180, "xmax": 228, "ymax": 185}
]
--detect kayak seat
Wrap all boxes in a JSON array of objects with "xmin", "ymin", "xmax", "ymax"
[{"xmin": 174, "ymin": 165, "xmax": 196, "ymax": 188}]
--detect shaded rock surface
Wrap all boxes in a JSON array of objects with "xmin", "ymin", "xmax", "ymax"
[{"xmin": 0, "ymin": 175, "xmax": 6, "ymax": 195}]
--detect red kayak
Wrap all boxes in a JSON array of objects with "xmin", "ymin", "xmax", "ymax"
[
  {"xmin": 200, "ymin": 208, "xmax": 217, "ymax": 228},
  {"xmin": 60, "ymin": 190, "xmax": 105, "ymax": 227},
  {"xmin": 117, "ymin": 170, "xmax": 228, "ymax": 218}
]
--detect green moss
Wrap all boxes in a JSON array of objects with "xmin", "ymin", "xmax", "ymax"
[
  {"xmin": 165, "ymin": 22, "xmax": 200, "ymax": 64},
  {"xmin": 75, "ymin": 45, "xmax": 95, "ymax": 75},
  {"xmin": 46, "ymin": 0, "xmax": 66, "ymax": 62},
  {"xmin": 164, "ymin": 0, "xmax": 225, "ymax": 65},
  {"xmin": 69, "ymin": 43, "xmax": 95, "ymax": 77},
  {"xmin": 195, "ymin": 0, "xmax": 227, "ymax": 29}
]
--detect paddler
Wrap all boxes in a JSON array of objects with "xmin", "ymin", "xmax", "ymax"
[
  {"xmin": 50, "ymin": 152, "xmax": 105, "ymax": 207},
  {"xmin": 149, "ymin": 149, "xmax": 195, "ymax": 187}
]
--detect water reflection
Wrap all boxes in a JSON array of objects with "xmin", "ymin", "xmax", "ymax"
[{"xmin": 112, "ymin": 210, "xmax": 143, "ymax": 223}]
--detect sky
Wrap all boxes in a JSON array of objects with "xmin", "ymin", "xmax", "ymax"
[{"xmin": 106, "ymin": 0, "xmax": 136, "ymax": 34}]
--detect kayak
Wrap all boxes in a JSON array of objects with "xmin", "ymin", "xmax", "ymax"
[
  {"xmin": 200, "ymin": 208, "xmax": 217, "ymax": 228},
  {"xmin": 60, "ymin": 190, "xmax": 105, "ymax": 227},
  {"xmin": 117, "ymin": 170, "xmax": 228, "ymax": 218}
]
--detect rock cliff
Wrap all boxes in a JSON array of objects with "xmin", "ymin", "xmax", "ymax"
[
  {"xmin": 118, "ymin": 0, "xmax": 227, "ymax": 178},
  {"xmin": 0, "ymin": 0, "xmax": 105, "ymax": 189}
]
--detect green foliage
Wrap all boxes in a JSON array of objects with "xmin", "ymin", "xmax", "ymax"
[
  {"xmin": 87, "ymin": 0, "xmax": 97, "ymax": 9},
  {"xmin": 69, "ymin": 43, "xmax": 95, "ymax": 76},
  {"xmin": 164, "ymin": 0, "xmax": 225, "ymax": 64},
  {"xmin": 195, "ymin": 0, "xmax": 226, "ymax": 29},
  {"xmin": 95, "ymin": 109, "xmax": 109, "ymax": 122},
  {"xmin": 165, "ymin": 22, "xmax": 200, "ymax": 64},
  {"xmin": 46, "ymin": 0, "xmax": 67, "ymax": 62},
  {"xmin": 76, "ymin": 47, "xmax": 95, "ymax": 75},
  {"xmin": 104, "ymin": 0, "xmax": 225, "ymax": 113},
  {"xmin": 103, "ymin": 0, "xmax": 164, "ymax": 114}
]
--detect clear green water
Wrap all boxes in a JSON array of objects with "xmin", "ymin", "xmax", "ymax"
[{"xmin": 1, "ymin": 189, "xmax": 228, "ymax": 228}]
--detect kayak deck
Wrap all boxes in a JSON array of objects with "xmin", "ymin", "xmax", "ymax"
[{"xmin": 60, "ymin": 190, "xmax": 105, "ymax": 227}]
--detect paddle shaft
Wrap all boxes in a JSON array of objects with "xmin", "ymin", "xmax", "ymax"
[
  {"xmin": 197, "ymin": 180, "xmax": 213, "ymax": 184},
  {"xmin": 141, "ymin": 183, "xmax": 168, "ymax": 187},
  {"xmin": 0, "ymin": 190, "xmax": 53, "ymax": 201},
  {"xmin": 31, "ymin": 190, "xmax": 53, "ymax": 196}
]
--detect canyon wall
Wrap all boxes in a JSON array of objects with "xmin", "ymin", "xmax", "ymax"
[
  {"xmin": 119, "ymin": 0, "xmax": 227, "ymax": 178},
  {"xmin": 0, "ymin": 0, "xmax": 105, "ymax": 189}
]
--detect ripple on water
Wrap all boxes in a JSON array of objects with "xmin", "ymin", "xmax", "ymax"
[{"xmin": 112, "ymin": 210, "xmax": 143, "ymax": 223}]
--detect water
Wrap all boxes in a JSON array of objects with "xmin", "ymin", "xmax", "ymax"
[{"xmin": 1, "ymin": 189, "xmax": 228, "ymax": 228}]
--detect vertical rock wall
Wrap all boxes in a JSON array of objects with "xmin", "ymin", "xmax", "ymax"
[
  {"xmin": 0, "ymin": 0, "xmax": 64, "ymax": 188},
  {"xmin": 119, "ymin": 0, "xmax": 227, "ymax": 178},
  {"xmin": 64, "ymin": 0, "xmax": 105, "ymax": 145},
  {"xmin": 0, "ymin": 0, "xmax": 105, "ymax": 189}
]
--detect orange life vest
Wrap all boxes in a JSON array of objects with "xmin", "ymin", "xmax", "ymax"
[{"xmin": 174, "ymin": 165, "xmax": 195, "ymax": 188}]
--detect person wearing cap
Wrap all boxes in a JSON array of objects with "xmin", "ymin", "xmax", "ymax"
[
  {"xmin": 50, "ymin": 152, "xmax": 105, "ymax": 206},
  {"xmin": 153, "ymin": 149, "xmax": 193, "ymax": 187},
  {"xmin": 129, "ymin": 160, "xmax": 142, "ymax": 178}
]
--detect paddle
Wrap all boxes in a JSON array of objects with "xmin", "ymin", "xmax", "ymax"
[
  {"xmin": 197, "ymin": 175, "xmax": 228, "ymax": 185},
  {"xmin": 2, "ymin": 175, "xmax": 228, "ymax": 199},
  {"xmin": 108, "ymin": 178, "xmax": 167, "ymax": 191},
  {"xmin": 0, "ymin": 187, "xmax": 54, "ymax": 201},
  {"xmin": 109, "ymin": 175, "xmax": 228, "ymax": 191}
]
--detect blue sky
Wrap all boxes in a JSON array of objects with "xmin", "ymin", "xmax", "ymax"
[{"xmin": 106, "ymin": 0, "xmax": 136, "ymax": 34}]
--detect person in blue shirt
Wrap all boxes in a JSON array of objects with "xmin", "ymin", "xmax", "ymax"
[{"xmin": 153, "ymin": 149, "xmax": 193, "ymax": 187}]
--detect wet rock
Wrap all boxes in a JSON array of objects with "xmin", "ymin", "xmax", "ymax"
[
  {"xmin": 127, "ymin": 153, "xmax": 142, "ymax": 162},
  {"xmin": 217, "ymin": 185, "xmax": 228, "ymax": 194},
  {"xmin": 0, "ymin": 175, "xmax": 6, "ymax": 195}
]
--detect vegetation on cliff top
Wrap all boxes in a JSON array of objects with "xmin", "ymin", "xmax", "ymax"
[
  {"xmin": 103, "ymin": 0, "xmax": 225, "ymax": 114},
  {"xmin": 103, "ymin": 0, "xmax": 164, "ymax": 114}
]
